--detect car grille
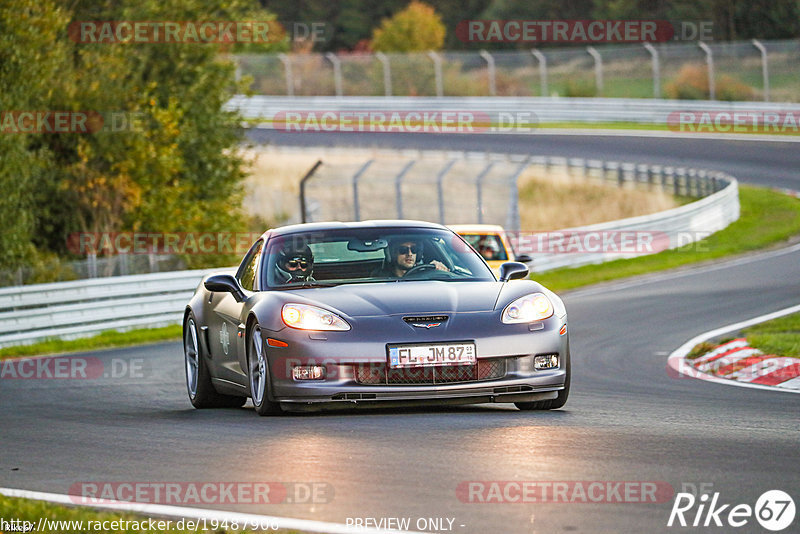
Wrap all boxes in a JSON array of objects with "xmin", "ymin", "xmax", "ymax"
[{"xmin": 354, "ymin": 358, "xmax": 506, "ymax": 385}]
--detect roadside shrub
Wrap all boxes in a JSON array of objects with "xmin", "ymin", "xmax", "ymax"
[
  {"xmin": 666, "ymin": 64, "xmax": 755, "ymax": 101},
  {"xmin": 562, "ymin": 78, "xmax": 598, "ymax": 97}
]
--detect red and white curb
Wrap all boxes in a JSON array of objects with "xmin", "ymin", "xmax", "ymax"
[
  {"xmin": 667, "ymin": 303, "xmax": 800, "ymax": 394},
  {"xmin": 0, "ymin": 487, "xmax": 421, "ymax": 534},
  {"xmin": 689, "ymin": 338, "xmax": 800, "ymax": 388}
]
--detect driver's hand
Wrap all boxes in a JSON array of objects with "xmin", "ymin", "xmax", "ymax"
[{"xmin": 430, "ymin": 260, "xmax": 449, "ymax": 271}]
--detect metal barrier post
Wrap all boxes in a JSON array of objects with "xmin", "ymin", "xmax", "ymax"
[
  {"xmin": 352, "ymin": 160, "xmax": 374, "ymax": 221},
  {"xmin": 299, "ymin": 160, "xmax": 323, "ymax": 223},
  {"xmin": 587, "ymin": 46, "xmax": 604, "ymax": 94},
  {"xmin": 325, "ymin": 53, "xmax": 343, "ymax": 97},
  {"xmin": 643, "ymin": 43, "xmax": 661, "ymax": 98},
  {"xmin": 474, "ymin": 162, "xmax": 495, "ymax": 224},
  {"xmin": 428, "ymin": 51, "xmax": 444, "ymax": 97},
  {"xmin": 375, "ymin": 52, "xmax": 392, "ymax": 97},
  {"xmin": 393, "ymin": 160, "xmax": 415, "ymax": 218},
  {"xmin": 531, "ymin": 49, "xmax": 548, "ymax": 96},
  {"xmin": 278, "ymin": 53, "xmax": 294, "ymax": 97},
  {"xmin": 436, "ymin": 160, "xmax": 457, "ymax": 224},
  {"xmin": 506, "ymin": 158, "xmax": 530, "ymax": 233},
  {"xmin": 698, "ymin": 42, "xmax": 715, "ymax": 100},
  {"xmin": 479, "ymin": 50, "xmax": 496, "ymax": 96},
  {"xmin": 752, "ymin": 39, "xmax": 770, "ymax": 102}
]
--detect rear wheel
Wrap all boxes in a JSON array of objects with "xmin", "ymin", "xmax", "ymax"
[
  {"xmin": 248, "ymin": 325, "xmax": 282, "ymax": 416},
  {"xmin": 184, "ymin": 314, "xmax": 246, "ymax": 409},
  {"xmin": 515, "ymin": 353, "xmax": 570, "ymax": 411}
]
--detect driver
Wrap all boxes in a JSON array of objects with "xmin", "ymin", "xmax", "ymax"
[
  {"xmin": 275, "ymin": 242, "xmax": 315, "ymax": 284},
  {"xmin": 477, "ymin": 237, "xmax": 500, "ymax": 261},
  {"xmin": 380, "ymin": 239, "xmax": 449, "ymax": 278}
]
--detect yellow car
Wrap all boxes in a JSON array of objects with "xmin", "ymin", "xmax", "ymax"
[{"xmin": 449, "ymin": 224, "xmax": 532, "ymax": 276}]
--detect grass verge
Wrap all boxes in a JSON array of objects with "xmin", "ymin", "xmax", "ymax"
[
  {"xmin": 0, "ymin": 494, "xmax": 301, "ymax": 533},
  {"xmin": 744, "ymin": 312, "xmax": 800, "ymax": 357},
  {"xmin": 533, "ymin": 185, "xmax": 800, "ymax": 292},
  {"xmin": 0, "ymin": 325, "xmax": 181, "ymax": 360}
]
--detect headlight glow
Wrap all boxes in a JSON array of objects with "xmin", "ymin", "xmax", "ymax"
[
  {"xmin": 281, "ymin": 303, "xmax": 350, "ymax": 331},
  {"xmin": 502, "ymin": 293, "xmax": 554, "ymax": 324}
]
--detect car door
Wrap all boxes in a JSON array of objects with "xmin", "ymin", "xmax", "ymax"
[{"xmin": 206, "ymin": 239, "xmax": 263, "ymax": 383}]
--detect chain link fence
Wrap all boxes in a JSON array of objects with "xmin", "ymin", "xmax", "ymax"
[
  {"xmin": 297, "ymin": 149, "xmax": 726, "ymax": 231},
  {"xmin": 235, "ymin": 39, "xmax": 800, "ymax": 101},
  {"xmin": 0, "ymin": 255, "xmax": 185, "ymax": 289}
]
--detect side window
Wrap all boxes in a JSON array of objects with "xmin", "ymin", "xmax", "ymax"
[{"xmin": 238, "ymin": 240, "xmax": 264, "ymax": 291}]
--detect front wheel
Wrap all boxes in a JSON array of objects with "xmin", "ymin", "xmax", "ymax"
[
  {"xmin": 248, "ymin": 325, "xmax": 282, "ymax": 416},
  {"xmin": 184, "ymin": 314, "xmax": 246, "ymax": 409}
]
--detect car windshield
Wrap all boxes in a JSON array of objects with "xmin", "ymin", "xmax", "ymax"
[{"xmin": 262, "ymin": 227, "xmax": 495, "ymax": 289}]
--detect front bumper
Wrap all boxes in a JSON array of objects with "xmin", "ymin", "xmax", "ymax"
[{"xmin": 261, "ymin": 312, "xmax": 569, "ymax": 411}]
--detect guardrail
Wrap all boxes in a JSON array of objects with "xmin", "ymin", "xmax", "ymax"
[
  {"xmin": 0, "ymin": 270, "xmax": 212, "ymax": 348},
  {"xmin": 226, "ymin": 95, "xmax": 800, "ymax": 126},
  {"xmin": 0, "ymin": 151, "xmax": 739, "ymax": 348}
]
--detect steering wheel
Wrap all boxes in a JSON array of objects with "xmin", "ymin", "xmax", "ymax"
[{"xmin": 402, "ymin": 263, "xmax": 437, "ymax": 277}]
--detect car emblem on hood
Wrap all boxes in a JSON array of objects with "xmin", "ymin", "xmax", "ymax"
[{"xmin": 404, "ymin": 315, "xmax": 448, "ymax": 329}]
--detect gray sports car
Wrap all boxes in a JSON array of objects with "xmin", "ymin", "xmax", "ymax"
[{"xmin": 183, "ymin": 220, "xmax": 570, "ymax": 414}]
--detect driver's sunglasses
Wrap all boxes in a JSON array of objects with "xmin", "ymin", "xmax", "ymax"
[
  {"xmin": 396, "ymin": 245, "xmax": 419, "ymax": 255},
  {"xmin": 286, "ymin": 258, "xmax": 309, "ymax": 270}
]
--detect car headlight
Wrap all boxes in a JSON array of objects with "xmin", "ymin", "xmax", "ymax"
[
  {"xmin": 282, "ymin": 303, "xmax": 350, "ymax": 331},
  {"xmin": 502, "ymin": 293, "xmax": 554, "ymax": 324}
]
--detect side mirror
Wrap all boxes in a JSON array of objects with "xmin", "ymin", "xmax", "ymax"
[
  {"xmin": 204, "ymin": 274, "xmax": 246, "ymax": 302},
  {"xmin": 499, "ymin": 262, "xmax": 529, "ymax": 282},
  {"xmin": 514, "ymin": 254, "xmax": 533, "ymax": 263}
]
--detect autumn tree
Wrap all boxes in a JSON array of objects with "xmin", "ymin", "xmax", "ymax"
[{"xmin": 370, "ymin": 1, "xmax": 446, "ymax": 52}]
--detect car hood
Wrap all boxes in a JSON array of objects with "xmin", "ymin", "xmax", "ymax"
[{"xmin": 287, "ymin": 281, "xmax": 503, "ymax": 318}]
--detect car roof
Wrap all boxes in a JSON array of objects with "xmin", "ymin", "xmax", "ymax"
[{"xmin": 262, "ymin": 219, "xmax": 449, "ymax": 240}]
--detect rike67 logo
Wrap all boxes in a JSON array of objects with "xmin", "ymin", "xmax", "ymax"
[{"xmin": 668, "ymin": 490, "xmax": 795, "ymax": 531}]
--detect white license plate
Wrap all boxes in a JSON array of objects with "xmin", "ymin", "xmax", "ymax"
[{"xmin": 388, "ymin": 343, "xmax": 476, "ymax": 368}]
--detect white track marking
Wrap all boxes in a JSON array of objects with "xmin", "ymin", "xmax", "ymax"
[
  {"xmin": 778, "ymin": 376, "xmax": 800, "ymax": 390},
  {"xmin": 0, "ymin": 487, "xmax": 421, "ymax": 534}
]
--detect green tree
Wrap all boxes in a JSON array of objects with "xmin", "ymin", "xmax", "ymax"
[
  {"xmin": 371, "ymin": 1, "xmax": 446, "ymax": 52},
  {"xmin": 1, "ymin": 0, "xmax": 284, "ymax": 276},
  {"xmin": 0, "ymin": 0, "xmax": 70, "ymax": 271}
]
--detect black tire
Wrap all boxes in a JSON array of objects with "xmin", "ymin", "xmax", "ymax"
[
  {"xmin": 247, "ymin": 324, "xmax": 283, "ymax": 416},
  {"xmin": 184, "ymin": 313, "xmax": 247, "ymax": 409},
  {"xmin": 515, "ymin": 352, "xmax": 570, "ymax": 411}
]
